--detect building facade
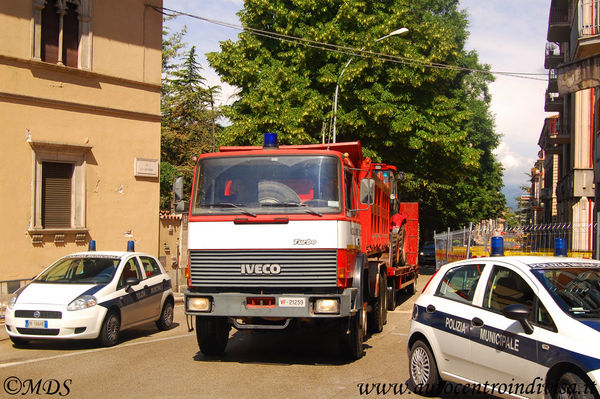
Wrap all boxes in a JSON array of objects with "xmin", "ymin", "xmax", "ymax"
[
  {"xmin": 0, "ymin": 0, "xmax": 163, "ymax": 279},
  {"xmin": 537, "ymin": 0, "xmax": 600, "ymax": 251}
]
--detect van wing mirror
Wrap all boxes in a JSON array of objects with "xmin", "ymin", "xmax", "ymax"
[{"xmin": 360, "ymin": 178, "xmax": 375, "ymax": 205}]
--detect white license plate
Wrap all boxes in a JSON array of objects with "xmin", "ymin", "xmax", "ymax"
[
  {"xmin": 278, "ymin": 297, "xmax": 305, "ymax": 307},
  {"xmin": 25, "ymin": 320, "xmax": 48, "ymax": 328}
]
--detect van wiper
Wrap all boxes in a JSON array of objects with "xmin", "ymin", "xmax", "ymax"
[
  {"xmin": 260, "ymin": 202, "xmax": 322, "ymax": 216},
  {"xmin": 206, "ymin": 203, "xmax": 256, "ymax": 217}
]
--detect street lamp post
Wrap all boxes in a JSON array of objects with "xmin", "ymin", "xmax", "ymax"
[{"xmin": 331, "ymin": 27, "xmax": 408, "ymax": 143}]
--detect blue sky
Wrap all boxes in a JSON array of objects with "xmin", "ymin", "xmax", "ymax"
[{"xmin": 163, "ymin": 0, "xmax": 553, "ymax": 209}]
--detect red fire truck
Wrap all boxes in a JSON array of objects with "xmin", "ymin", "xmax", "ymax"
[{"xmin": 182, "ymin": 134, "xmax": 418, "ymax": 359}]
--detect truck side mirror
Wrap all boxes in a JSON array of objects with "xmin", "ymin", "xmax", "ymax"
[
  {"xmin": 360, "ymin": 178, "xmax": 375, "ymax": 205},
  {"xmin": 173, "ymin": 176, "xmax": 188, "ymax": 213}
]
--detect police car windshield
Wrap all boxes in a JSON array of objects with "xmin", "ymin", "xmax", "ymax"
[
  {"xmin": 35, "ymin": 257, "xmax": 120, "ymax": 284},
  {"xmin": 191, "ymin": 155, "xmax": 341, "ymax": 216},
  {"xmin": 532, "ymin": 266, "xmax": 600, "ymax": 318}
]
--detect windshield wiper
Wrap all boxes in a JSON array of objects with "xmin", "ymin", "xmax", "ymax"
[
  {"xmin": 260, "ymin": 202, "xmax": 322, "ymax": 216},
  {"xmin": 205, "ymin": 203, "xmax": 256, "ymax": 217}
]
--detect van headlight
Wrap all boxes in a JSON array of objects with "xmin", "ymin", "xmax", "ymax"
[
  {"xmin": 67, "ymin": 295, "xmax": 97, "ymax": 311},
  {"xmin": 7, "ymin": 293, "xmax": 18, "ymax": 309}
]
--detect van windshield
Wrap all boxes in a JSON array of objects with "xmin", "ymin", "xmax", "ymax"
[
  {"xmin": 191, "ymin": 155, "xmax": 341, "ymax": 216},
  {"xmin": 35, "ymin": 256, "xmax": 120, "ymax": 284}
]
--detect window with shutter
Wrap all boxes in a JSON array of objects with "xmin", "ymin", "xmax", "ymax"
[{"xmin": 42, "ymin": 162, "xmax": 73, "ymax": 228}]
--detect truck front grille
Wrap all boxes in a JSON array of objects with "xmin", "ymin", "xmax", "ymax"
[{"xmin": 189, "ymin": 250, "xmax": 338, "ymax": 288}]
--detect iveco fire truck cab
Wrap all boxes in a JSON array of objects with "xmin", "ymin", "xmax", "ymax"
[{"xmin": 183, "ymin": 133, "xmax": 393, "ymax": 359}]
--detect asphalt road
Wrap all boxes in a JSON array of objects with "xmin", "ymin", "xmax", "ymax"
[{"xmin": 0, "ymin": 268, "xmax": 492, "ymax": 399}]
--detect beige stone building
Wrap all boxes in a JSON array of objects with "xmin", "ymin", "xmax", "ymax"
[{"xmin": 0, "ymin": 0, "xmax": 163, "ymax": 280}]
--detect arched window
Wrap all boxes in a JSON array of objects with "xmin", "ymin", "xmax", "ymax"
[{"xmin": 32, "ymin": 0, "xmax": 92, "ymax": 70}]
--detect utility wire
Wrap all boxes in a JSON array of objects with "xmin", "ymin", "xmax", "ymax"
[{"xmin": 149, "ymin": 5, "xmax": 548, "ymax": 82}]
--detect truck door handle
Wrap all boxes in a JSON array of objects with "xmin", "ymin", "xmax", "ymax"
[
  {"xmin": 471, "ymin": 317, "xmax": 484, "ymax": 327},
  {"xmin": 426, "ymin": 305, "xmax": 436, "ymax": 313}
]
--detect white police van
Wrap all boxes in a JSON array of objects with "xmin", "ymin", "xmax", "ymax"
[
  {"xmin": 408, "ymin": 241, "xmax": 600, "ymax": 398},
  {"xmin": 5, "ymin": 244, "xmax": 174, "ymax": 347}
]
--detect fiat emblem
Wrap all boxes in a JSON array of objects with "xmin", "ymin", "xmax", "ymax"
[{"xmin": 33, "ymin": 311, "xmax": 40, "ymax": 318}]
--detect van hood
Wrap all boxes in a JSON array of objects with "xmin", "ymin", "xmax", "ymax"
[{"xmin": 15, "ymin": 282, "xmax": 105, "ymax": 306}]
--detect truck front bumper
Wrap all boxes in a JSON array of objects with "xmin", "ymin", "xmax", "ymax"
[{"xmin": 184, "ymin": 289, "xmax": 358, "ymax": 319}]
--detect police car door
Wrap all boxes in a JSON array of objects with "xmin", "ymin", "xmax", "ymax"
[
  {"xmin": 116, "ymin": 257, "xmax": 150, "ymax": 327},
  {"xmin": 138, "ymin": 256, "xmax": 165, "ymax": 318},
  {"xmin": 425, "ymin": 262, "xmax": 487, "ymax": 381},
  {"xmin": 470, "ymin": 264, "xmax": 546, "ymax": 394}
]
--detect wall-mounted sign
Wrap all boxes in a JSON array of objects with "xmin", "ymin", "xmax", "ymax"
[{"xmin": 134, "ymin": 158, "xmax": 159, "ymax": 177}]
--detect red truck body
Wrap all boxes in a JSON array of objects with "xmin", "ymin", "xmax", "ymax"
[{"xmin": 183, "ymin": 136, "xmax": 419, "ymax": 359}]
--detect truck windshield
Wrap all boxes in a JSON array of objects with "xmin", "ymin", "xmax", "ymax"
[
  {"xmin": 532, "ymin": 266, "xmax": 600, "ymax": 318},
  {"xmin": 191, "ymin": 155, "xmax": 342, "ymax": 216}
]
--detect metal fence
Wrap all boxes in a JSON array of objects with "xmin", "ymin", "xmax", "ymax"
[
  {"xmin": 0, "ymin": 279, "xmax": 30, "ymax": 320},
  {"xmin": 434, "ymin": 222, "xmax": 597, "ymax": 268}
]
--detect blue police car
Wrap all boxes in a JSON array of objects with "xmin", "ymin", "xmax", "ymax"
[
  {"xmin": 408, "ymin": 253, "xmax": 600, "ymax": 398},
  {"xmin": 5, "ymin": 250, "xmax": 174, "ymax": 347}
]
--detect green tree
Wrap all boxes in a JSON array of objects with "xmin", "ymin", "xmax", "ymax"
[
  {"xmin": 161, "ymin": 28, "xmax": 223, "ymax": 209},
  {"xmin": 207, "ymin": 0, "xmax": 505, "ymax": 232}
]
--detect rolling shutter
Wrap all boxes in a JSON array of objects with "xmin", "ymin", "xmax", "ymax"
[{"xmin": 42, "ymin": 162, "xmax": 73, "ymax": 228}]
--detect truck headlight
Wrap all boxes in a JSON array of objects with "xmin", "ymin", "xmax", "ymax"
[
  {"xmin": 67, "ymin": 295, "xmax": 97, "ymax": 311},
  {"xmin": 314, "ymin": 298, "xmax": 339, "ymax": 314},
  {"xmin": 188, "ymin": 297, "xmax": 212, "ymax": 312}
]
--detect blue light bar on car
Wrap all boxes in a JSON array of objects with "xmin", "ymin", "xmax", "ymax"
[
  {"xmin": 263, "ymin": 133, "xmax": 279, "ymax": 149},
  {"xmin": 555, "ymin": 238, "xmax": 567, "ymax": 256},
  {"xmin": 127, "ymin": 240, "xmax": 135, "ymax": 252},
  {"xmin": 490, "ymin": 236, "xmax": 504, "ymax": 256},
  {"xmin": 88, "ymin": 240, "xmax": 96, "ymax": 251}
]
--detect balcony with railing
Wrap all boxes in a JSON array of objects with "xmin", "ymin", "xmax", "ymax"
[
  {"xmin": 572, "ymin": 0, "xmax": 600, "ymax": 58},
  {"xmin": 545, "ymin": 89, "xmax": 564, "ymax": 112},
  {"xmin": 545, "ymin": 42, "xmax": 565, "ymax": 68},
  {"xmin": 548, "ymin": 4, "xmax": 570, "ymax": 42}
]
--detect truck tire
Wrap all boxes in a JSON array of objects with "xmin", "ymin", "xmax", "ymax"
[
  {"xmin": 387, "ymin": 282, "xmax": 396, "ymax": 311},
  {"xmin": 341, "ymin": 307, "xmax": 366, "ymax": 360},
  {"xmin": 368, "ymin": 273, "xmax": 387, "ymax": 333},
  {"xmin": 196, "ymin": 316, "xmax": 230, "ymax": 356}
]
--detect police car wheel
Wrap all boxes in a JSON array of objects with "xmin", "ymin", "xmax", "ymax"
[
  {"xmin": 9, "ymin": 336, "xmax": 28, "ymax": 347},
  {"xmin": 99, "ymin": 311, "xmax": 120, "ymax": 347},
  {"xmin": 196, "ymin": 316, "xmax": 230, "ymax": 356},
  {"xmin": 156, "ymin": 300, "xmax": 174, "ymax": 331},
  {"xmin": 409, "ymin": 340, "xmax": 442, "ymax": 394},
  {"xmin": 555, "ymin": 372, "xmax": 596, "ymax": 399}
]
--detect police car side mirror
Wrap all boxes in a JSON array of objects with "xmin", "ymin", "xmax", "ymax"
[
  {"xmin": 502, "ymin": 304, "xmax": 534, "ymax": 335},
  {"xmin": 125, "ymin": 277, "xmax": 140, "ymax": 288}
]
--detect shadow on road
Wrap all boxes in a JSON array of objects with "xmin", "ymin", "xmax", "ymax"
[
  {"xmin": 192, "ymin": 326, "xmax": 378, "ymax": 366},
  {"xmin": 7, "ymin": 322, "xmax": 181, "ymax": 351}
]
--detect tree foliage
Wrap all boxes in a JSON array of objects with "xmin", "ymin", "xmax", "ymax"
[
  {"xmin": 207, "ymin": 0, "xmax": 506, "ymax": 234},
  {"xmin": 161, "ymin": 25, "xmax": 223, "ymax": 209}
]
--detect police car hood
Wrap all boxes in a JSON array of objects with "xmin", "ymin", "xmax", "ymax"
[{"xmin": 17, "ymin": 282, "xmax": 101, "ymax": 306}]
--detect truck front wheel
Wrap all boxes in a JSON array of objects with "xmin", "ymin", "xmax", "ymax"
[
  {"xmin": 196, "ymin": 316, "xmax": 230, "ymax": 356},
  {"xmin": 341, "ymin": 307, "xmax": 366, "ymax": 360}
]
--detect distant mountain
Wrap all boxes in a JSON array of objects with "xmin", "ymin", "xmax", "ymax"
[{"xmin": 502, "ymin": 184, "xmax": 522, "ymax": 211}]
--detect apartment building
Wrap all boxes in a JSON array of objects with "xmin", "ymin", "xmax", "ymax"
[
  {"xmin": 538, "ymin": 0, "xmax": 600, "ymax": 251},
  {"xmin": 0, "ymin": 1, "xmax": 163, "ymax": 279}
]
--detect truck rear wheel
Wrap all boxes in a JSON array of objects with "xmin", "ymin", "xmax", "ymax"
[
  {"xmin": 368, "ymin": 273, "xmax": 387, "ymax": 333},
  {"xmin": 196, "ymin": 316, "xmax": 230, "ymax": 356}
]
